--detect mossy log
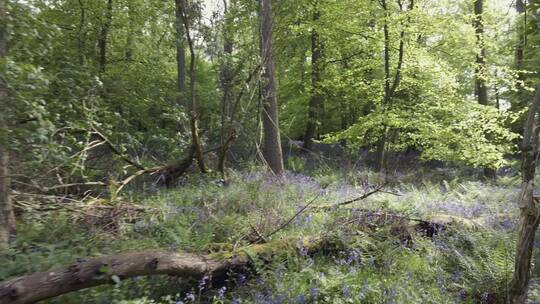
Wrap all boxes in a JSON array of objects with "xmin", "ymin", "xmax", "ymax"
[
  {"xmin": 0, "ymin": 210, "xmax": 472, "ymax": 304},
  {"xmin": 0, "ymin": 236, "xmax": 330, "ymax": 304}
]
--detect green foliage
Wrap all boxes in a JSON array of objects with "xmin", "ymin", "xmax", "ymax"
[{"xmin": 0, "ymin": 168, "xmax": 522, "ymax": 303}]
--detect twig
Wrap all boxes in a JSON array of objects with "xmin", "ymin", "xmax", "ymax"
[
  {"xmin": 91, "ymin": 127, "xmax": 146, "ymax": 170},
  {"xmin": 250, "ymin": 192, "xmax": 322, "ymax": 244},
  {"xmin": 333, "ymin": 185, "xmax": 385, "ymax": 207}
]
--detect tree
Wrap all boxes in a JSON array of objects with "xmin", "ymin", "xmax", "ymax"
[
  {"xmin": 515, "ymin": 0, "xmax": 525, "ymax": 75},
  {"xmin": 510, "ymin": 85, "xmax": 540, "ymax": 304},
  {"xmin": 176, "ymin": 0, "xmax": 207, "ymax": 173},
  {"xmin": 175, "ymin": 0, "xmax": 187, "ymax": 97},
  {"xmin": 473, "ymin": 0, "xmax": 496, "ymax": 178},
  {"xmin": 302, "ymin": 0, "xmax": 324, "ymax": 152},
  {"xmin": 259, "ymin": 0, "xmax": 284, "ymax": 175},
  {"xmin": 0, "ymin": 0, "xmax": 15, "ymax": 248},
  {"xmin": 98, "ymin": 0, "xmax": 113, "ymax": 73},
  {"xmin": 375, "ymin": 0, "xmax": 411, "ymax": 172}
]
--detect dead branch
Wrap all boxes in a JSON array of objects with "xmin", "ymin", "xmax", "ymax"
[{"xmin": 91, "ymin": 127, "xmax": 146, "ymax": 170}]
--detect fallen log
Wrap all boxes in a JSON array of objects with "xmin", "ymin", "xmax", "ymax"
[
  {"xmin": 0, "ymin": 209, "xmax": 476, "ymax": 304},
  {"xmin": 0, "ymin": 236, "xmax": 331, "ymax": 304}
]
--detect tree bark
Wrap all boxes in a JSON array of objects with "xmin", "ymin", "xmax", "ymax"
[
  {"xmin": 98, "ymin": 0, "xmax": 113, "ymax": 73},
  {"xmin": 259, "ymin": 0, "xmax": 284, "ymax": 175},
  {"xmin": 0, "ymin": 0, "xmax": 15, "ymax": 249},
  {"xmin": 303, "ymin": 2, "xmax": 323, "ymax": 152},
  {"xmin": 509, "ymin": 85, "xmax": 540, "ymax": 304}
]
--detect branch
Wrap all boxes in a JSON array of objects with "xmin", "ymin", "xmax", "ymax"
[
  {"xmin": 333, "ymin": 185, "xmax": 385, "ymax": 207},
  {"xmin": 91, "ymin": 127, "xmax": 146, "ymax": 170},
  {"xmin": 249, "ymin": 192, "xmax": 323, "ymax": 245}
]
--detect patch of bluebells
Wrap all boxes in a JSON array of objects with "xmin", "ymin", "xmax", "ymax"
[
  {"xmin": 252, "ymin": 291, "xmax": 287, "ymax": 304},
  {"xmin": 499, "ymin": 217, "xmax": 516, "ymax": 230},
  {"xmin": 217, "ymin": 286, "xmax": 227, "ymax": 301},
  {"xmin": 241, "ymin": 171, "xmax": 322, "ymax": 194},
  {"xmin": 425, "ymin": 199, "xmax": 490, "ymax": 219}
]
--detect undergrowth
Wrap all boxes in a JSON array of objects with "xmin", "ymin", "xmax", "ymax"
[{"xmin": 1, "ymin": 167, "xmax": 534, "ymax": 303}]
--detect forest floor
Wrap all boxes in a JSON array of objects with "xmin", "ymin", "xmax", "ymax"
[{"xmin": 2, "ymin": 166, "xmax": 538, "ymax": 303}]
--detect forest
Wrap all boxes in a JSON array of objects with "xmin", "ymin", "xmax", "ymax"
[{"xmin": 1, "ymin": 0, "xmax": 540, "ymax": 303}]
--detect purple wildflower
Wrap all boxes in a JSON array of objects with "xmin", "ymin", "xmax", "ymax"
[
  {"xmin": 343, "ymin": 284, "xmax": 351, "ymax": 299},
  {"xmin": 218, "ymin": 286, "xmax": 227, "ymax": 300},
  {"xmin": 238, "ymin": 274, "xmax": 247, "ymax": 285},
  {"xmin": 184, "ymin": 292, "xmax": 195, "ymax": 302},
  {"xmin": 295, "ymin": 295, "xmax": 307, "ymax": 304}
]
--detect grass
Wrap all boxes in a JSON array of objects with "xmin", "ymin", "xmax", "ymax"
[{"xmin": 1, "ymin": 167, "xmax": 534, "ymax": 303}]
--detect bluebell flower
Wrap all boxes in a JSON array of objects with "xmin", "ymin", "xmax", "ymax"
[
  {"xmin": 480, "ymin": 292, "xmax": 489, "ymax": 303},
  {"xmin": 198, "ymin": 275, "xmax": 209, "ymax": 292},
  {"xmin": 238, "ymin": 274, "xmax": 247, "ymax": 285},
  {"xmin": 184, "ymin": 292, "xmax": 195, "ymax": 302},
  {"xmin": 218, "ymin": 286, "xmax": 227, "ymax": 300},
  {"xmin": 231, "ymin": 298, "xmax": 241, "ymax": 304},
  {"xmin": 309, "ymin": 286, "xmax": 319, "ymax": 299},
  {"xmin": 343, "ymin": 284, "xmax": 351, "ymax": 299},
  {"xmin": 295, "ymin": 294, "xmax": 307, "ymax": 304}
]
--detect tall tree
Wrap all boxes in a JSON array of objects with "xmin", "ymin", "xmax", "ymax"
[
  {"xmin": 260, "ymin": 0, "xmax": 284, "ymax": 175},
  {"xmin": 175, "ymin": 0, "xmax": 186, "ymax": 97},
  {"xmin": 473, "ymin": 0, "xmax": 496, "ymax": 178},
  {"xmin": 303, "ymin": 1, "xmax": 324, "ymax": 151},
  {"xmin": 474, "ymin": 0, "xmax": 488, "ymax": 106},
  {"xmin": 510, "ymin": 85, "xmax": 540, "ymax": 304},
  {"xmin": 218, "ymin": 0, "xmax": 235, "ymax": 179},
  {"xmin": 515, "ymin": 0, "xmax": 525, "ymax": 74},
  {"xmin": 77, "ymin": 0, "xmax": 86, "ymax": 65},
  {"xmin": 375, "ymin": 0, "xmax": 411, "ymax": 173},
  {"xmin": 176, "ymin": 0, "xmax": 206, "ymax": 173},
  {"xmin": 0, "ymin": 0, "xmax": 15, "ymax": 248},
  {"xmin": 98, "ymin": 0, "xmax": 113, "ymax": 73}
]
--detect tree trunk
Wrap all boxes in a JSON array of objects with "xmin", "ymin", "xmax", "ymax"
[
  {"xmin": 177, "ymin": 0, "xmax": 206, "ymax": 173},
  {"xmin": 474, "ymin": 0, "xmax": 488, "ymax": 106},
  {"xmin": 259, "ymin": 0, "xmax": 284, "ymax": 175},
  {"xmin": 509, "ymin": 85, "xmax": 540, "ymax": 304},
  {"xmin": 0, "ymin": 0, "xmax": 15, "ymax": 249},
  {"xmin": 375, "ymin": 0, "xmax": 413, "ymax": 173},
  {"xmin": 219, "ymin": 0, "xmax": 234, "ymax": 178},
  {"xmin": 515, "ymin": 0, "xmax": 525, "ymax": 74},
  {"xmin": 98, "ymin": 0, "xmax": 113, "ymax": 73},
  {"xmin": 125, "ymin": 1, "xmax": 135, "ymax": 61},
  {"xmin": 303, "ymin": 2, "xmax": 323, "ymax": 152},
  {"xmin": 473, "ymin": 0, "xmax": 496, "ymax": 178},
  {"xmin": 175, "ymin": 0, "xmax": 186, "ymax": 97},
  {"xmin": 77, "ymin": 0, "xmax": 86, "ymax": 66}
]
